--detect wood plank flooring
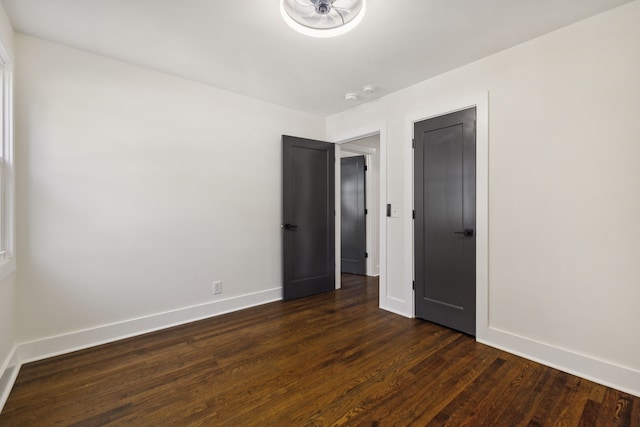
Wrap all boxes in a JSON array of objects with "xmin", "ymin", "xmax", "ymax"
[{"xmin": 1, "ymin": 274, "xmax": 638, "ymax": 426}]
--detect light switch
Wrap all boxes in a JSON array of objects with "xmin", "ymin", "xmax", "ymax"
[{"xmin": 391, "ymin": 207, "xmax": 399, "ymax": 218}]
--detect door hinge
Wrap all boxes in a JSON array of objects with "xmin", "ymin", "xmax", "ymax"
[
  {"xmin": 412, "ymin": 139, "xmax": 415, "ymax": 149},
  {"xmin": 412, "ymin": 209, "xmax": 415, "ymax": 219},
  {"xmin": 412, "ymin": 280, "xmax": 415, "ymax": 290},
  {"xmin": 364, "ymin": 165, "xmax": 368, "ymax": 171},
  {"xmin": 365, "ymin": 252, "xmax": 369, "ymax": 259},
  {"xmin": 365, "ymin": 208, "xmax": 368, "ymax": 215}
]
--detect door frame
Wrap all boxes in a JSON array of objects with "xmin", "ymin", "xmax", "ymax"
[
  {"xmin": 406, "ymin": 93, "xmax": 489, "ymax": 340},
  {"xmin": 330, "ymin": 123, "xmax": 387, "ymax": 310}
]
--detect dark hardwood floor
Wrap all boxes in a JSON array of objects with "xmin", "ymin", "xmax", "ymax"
[{"xmin": 1, "ymin": 274, "xmax": 638, "ymax": 426}]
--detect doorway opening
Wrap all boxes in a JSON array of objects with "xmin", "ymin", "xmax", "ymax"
[{"xmin": 338, "ymin": 135, "xmax": 381, "ymax": 278}]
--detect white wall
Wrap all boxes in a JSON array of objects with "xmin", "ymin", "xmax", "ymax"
[
  {"xmin": 8, "ymin": 0, "xmax": 640, "ymax": 400},
  {"xmin": 15, "ymin": 35, "xmax": 325, "ymax": 348},
  {"xmin": 327, "ymin": 1, "xmax": 640, "ymax": 396}
]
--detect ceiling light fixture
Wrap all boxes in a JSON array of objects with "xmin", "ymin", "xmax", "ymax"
[
  {"xmin": 280, "ymin": 0, "xmax": 366, "ymax": 38},
  {"xmin": 345, "ymin": 93, "xmax": 358, "ymax": 101}
]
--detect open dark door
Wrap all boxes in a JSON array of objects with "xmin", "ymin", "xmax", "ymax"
[
  {"xmin": 282, "ymin": 135, "xmax": 335, "ymax": 300},
  {"xmin": 341, "ymin": 156, "xmax": 367, "ymax": 275},
  {"xmin": 414, "ymin": 107, "xmax": 476, "ymax": 336}
]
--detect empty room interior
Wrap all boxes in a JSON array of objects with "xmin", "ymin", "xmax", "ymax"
[{"xmin": 0, "ymin": 0, "xmax": 639, "ymax": 425}]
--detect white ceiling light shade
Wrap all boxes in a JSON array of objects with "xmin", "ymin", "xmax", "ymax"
[{"xmin": 280, "ymin": 0, "xmax": 366, "ymax": 38}]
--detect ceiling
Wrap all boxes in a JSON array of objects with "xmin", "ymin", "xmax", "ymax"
[{"xmin": 1, "ymin": 0, "xmax": 633, "ymax": 116}]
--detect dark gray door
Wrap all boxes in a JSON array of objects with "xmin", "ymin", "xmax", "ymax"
[
  {"xmin": 414, "ymin": 107, "xmax": 476, "ymax": 335},
  {"xmin": 282, "ymin": 135, "xmax": 335, "ymax": 300},
  {"xmin": 341, "ymin": 156, "xmax": 367, "ymax": 275}
]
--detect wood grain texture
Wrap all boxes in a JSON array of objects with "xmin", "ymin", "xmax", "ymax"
[{"xmin": 1, "ymin": 274, "xmax": 638, "ymax": 426}]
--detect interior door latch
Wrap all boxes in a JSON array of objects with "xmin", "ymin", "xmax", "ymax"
[{"xmin": 453, "ymin": 229, "xmax": 474, "ymax": 237}]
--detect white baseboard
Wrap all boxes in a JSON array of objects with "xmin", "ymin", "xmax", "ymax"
[
  {"xmin": 16, "ymin": 287, "xmax": 282, "ymax": 365},
  {"xmin": 479, "ymin": 326, "xmax": 640, "ymax": 398},
  {"xmin": 4, "ymin": 288, "xmax": 638, "ymax": 414},
  {"xmin": 0, "ymin": 345, "xmax": 19, "ymax": 413},
  {"xmin": 0, "ymin": 287, "xmax": 283, "ymax": 415},
  {"xmin": 1, "ymin": 288, "xmax": 282, "ymax": 413}
]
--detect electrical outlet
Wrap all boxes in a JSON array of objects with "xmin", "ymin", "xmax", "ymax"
[{"xmin": 213, "ymin": 280, "xmax": 222, "ymax": 295}]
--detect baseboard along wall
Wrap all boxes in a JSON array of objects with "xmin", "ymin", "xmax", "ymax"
[
  {"xmin": 0, "ymin": 287, "xmax": 282, "ymax": 412},
  {"xmin": 2, "ymin": 286, "xmax": 638, "ymax": 414},
  {"xmin": 479, "ymin": 327, "xmax": 640, "ymax": 398}
]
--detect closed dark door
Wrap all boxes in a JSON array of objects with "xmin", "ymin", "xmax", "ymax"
[
  {"xmin": 414, "ymin": 107, "xmax": 476, "ymax": 335},
  {"xmin": 341, "ymin": 156, "xmax": 367, "ymax": 275},
  {"xmin": 282, "ymin": 135, "xmax": 335, "ymax": 300}
]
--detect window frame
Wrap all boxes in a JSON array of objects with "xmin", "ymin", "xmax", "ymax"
[{"xmin": 0, "ymin": 48, "xmax": 15, "ymax": 283}]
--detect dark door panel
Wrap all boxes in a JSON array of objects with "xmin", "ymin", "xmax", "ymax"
[
  {"xmin": 341, "ymin": 156, "xmax": 367, "ymax": 275},
  {"xmin": 283, "ymin": 135, "xmax": 335, "ymax": 300},
  {"xmin": 414, "ymin": 107, "xmax": 476, "ymax": 335}
]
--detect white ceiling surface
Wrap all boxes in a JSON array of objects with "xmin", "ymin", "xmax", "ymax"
[{"xmin": 2, "ymin": 0, "xmax": 633, "ymax": 116}]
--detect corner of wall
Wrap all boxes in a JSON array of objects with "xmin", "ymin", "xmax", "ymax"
[{"xmin": 0, "ymin": 345, "xmax": 18, "ymax": 413}]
